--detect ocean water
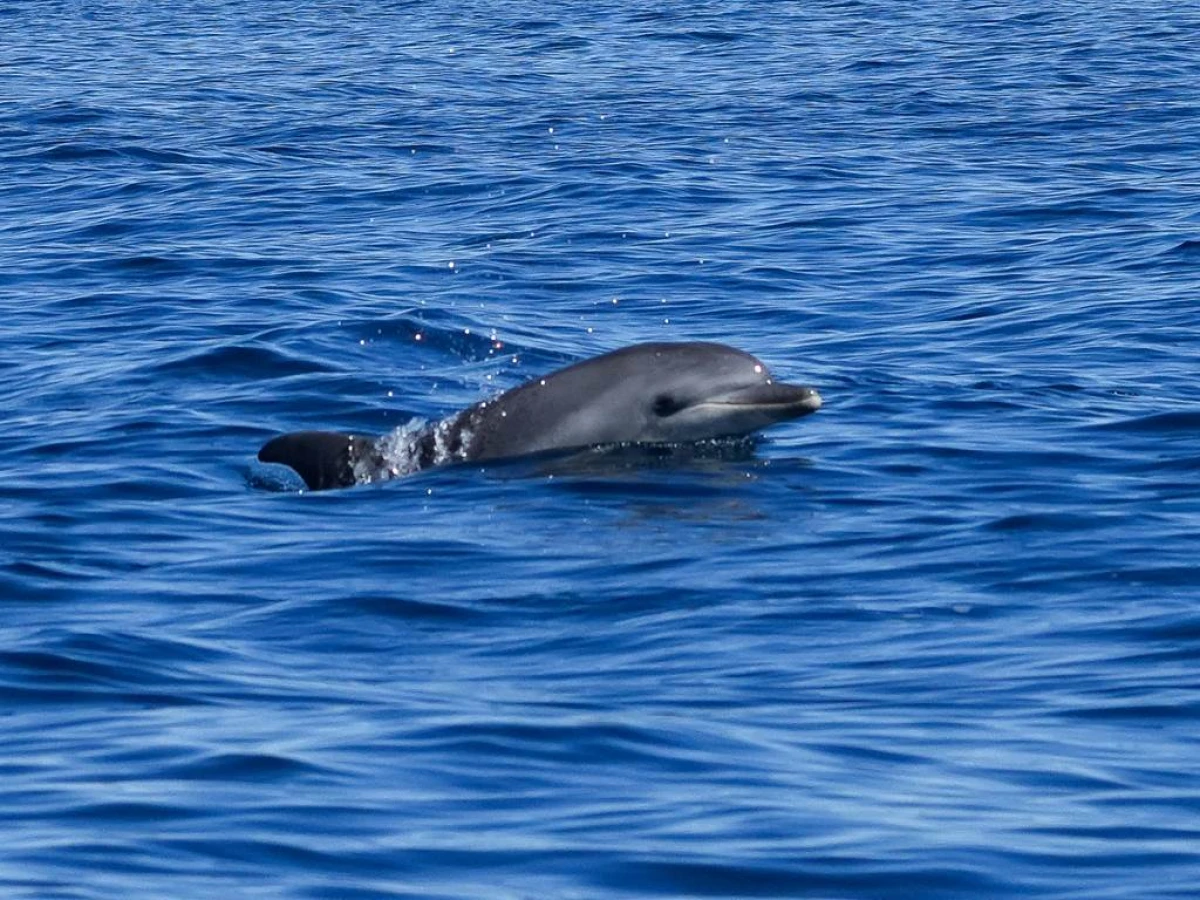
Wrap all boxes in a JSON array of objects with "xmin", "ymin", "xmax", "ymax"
[{"xmin": 3, "ymin": 2, "xmax": 1200, "ymax": 897}]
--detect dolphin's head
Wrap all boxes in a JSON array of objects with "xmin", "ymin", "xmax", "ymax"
[
  {"xmin": 474, "ymin": 342, "xmax": 821, "ymax": 458},
  {"xmin": 624, "ymin": 343, "xmax": 822, "ymax": 443}
]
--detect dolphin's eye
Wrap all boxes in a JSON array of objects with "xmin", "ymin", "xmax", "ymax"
[{"xmin": 653, "ymin": 394, "xmax": 685, "ymax": 417}]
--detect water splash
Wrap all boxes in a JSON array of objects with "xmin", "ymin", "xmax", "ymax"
[{"xmin": 360, "ymin": 414, "xmax": 476, "ymax": 484}]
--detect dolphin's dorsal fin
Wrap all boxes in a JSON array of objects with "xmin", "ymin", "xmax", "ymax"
[{"xmin": 258, "ymin": 431, "xmax": 375, "ymax": 491}]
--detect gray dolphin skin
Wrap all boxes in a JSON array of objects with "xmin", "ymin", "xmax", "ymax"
[{"xmin": 258, "ymin": 341, "xmax": 821, "ymax": 490}]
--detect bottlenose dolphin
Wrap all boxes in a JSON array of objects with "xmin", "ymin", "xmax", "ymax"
[{"xmin": 258, "ymin": 341, "xmax": 821, "ymax": 490}]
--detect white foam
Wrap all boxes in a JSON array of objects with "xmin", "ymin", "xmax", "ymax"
[
  {"xmin": 361, "ymin": 414, "xmax": 474, "ymax": 484},
  {"xmin": 361, "ymin": 418, "xmax": 431, "ymax": 483}
]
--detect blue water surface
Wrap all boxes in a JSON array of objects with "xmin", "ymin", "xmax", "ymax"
[{"xmin": 3, "ymin": 2, "xmax": 1200, "ymax": 897}]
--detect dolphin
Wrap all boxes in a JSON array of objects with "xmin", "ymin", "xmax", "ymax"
[{"xmin": 258, "ymin": 341, "xmax": 821, "ymax": 490}]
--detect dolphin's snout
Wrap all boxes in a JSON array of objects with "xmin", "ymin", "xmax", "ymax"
[{"xmin": 711, "ymin": 381, "xmax": 822, "ymax": 414}]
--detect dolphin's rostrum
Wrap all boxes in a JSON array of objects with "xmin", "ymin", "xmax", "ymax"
[{"xmin": 258, "ymin": 342, "xmax": 821, "ymax": 490}]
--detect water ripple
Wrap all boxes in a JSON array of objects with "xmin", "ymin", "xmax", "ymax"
[{"xmin": 3, "ymin": 1, "xmax": 1200, "ymax": 898}]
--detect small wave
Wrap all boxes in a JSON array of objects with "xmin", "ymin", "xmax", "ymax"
[
  {"xmin": 982, "ymin": 511, "xmax": 1099, "ymax": 533},
  {"xmin": 160, "ymin": 751, "xmax": 327, "ymax": 781},
  {"xmin": 39, "ymin": 141, "xmax": 124, "ymax": 162},
  {"xmin": 1165, "ymin": 238, "xmax": 1200, "ymax": 256},
  {"xmin": 1088, "ymin": 410, "xmax": 1200, "ymax": 433},
  {"xmin": 57, "ymin": 801, "xmax": 200, "ymax": 824},
  {"xmin": 151, "ymin": 343, "xmax": 333, "ymax": 380},
  {"xmin": 603, "ymin": 856, "xmax": 1008, "ymax": 899},
  {"xmin": 346, "ymin": 593, "xmax": 485, "ymax": 622}
]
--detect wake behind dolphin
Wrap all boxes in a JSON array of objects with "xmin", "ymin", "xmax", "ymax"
[{"xmin": 258, "ymin": 342, "xmax": 821, "ymax": 490}]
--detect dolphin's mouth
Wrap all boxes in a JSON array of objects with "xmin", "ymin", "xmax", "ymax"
[{"xmin": 704, "ymin": 382, "xmax": 822, "ymax": 415}]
